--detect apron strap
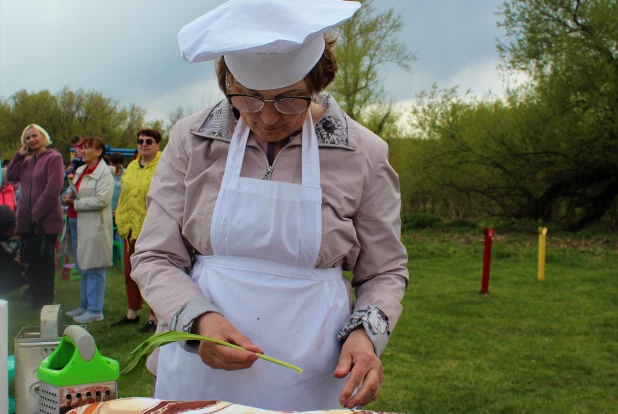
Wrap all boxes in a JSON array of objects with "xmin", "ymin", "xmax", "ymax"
[
  {"xmin": 224, "ymin": 117, "xmax": 251, "ymax": 178},
  {"xmin": 301, "ymin": 111, "xmax": 321, "ymax": 189}
]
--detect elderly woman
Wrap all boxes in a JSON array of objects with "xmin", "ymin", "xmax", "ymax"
[
  {"xmin": 62, "ymin": 137, "xmax": 114, "ymax": 322},
  {"xmin": 112, "ymin": 129, "xmax": 161, "ymax": 332},
  {"xmin": 132, "ymin": 0, "xmax": 408, "ymax": 411},
  {"xmin": 6, "ymin": 124, "xmax": 64, "ymax": 309}
]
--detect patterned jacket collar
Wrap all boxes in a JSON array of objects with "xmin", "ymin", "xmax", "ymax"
[{"xmin": 189, "ymin": 93, "xmax": 355, "ymax": 150}]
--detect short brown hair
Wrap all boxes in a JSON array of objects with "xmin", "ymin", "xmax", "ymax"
[
  {"xmin": 216, "ymin": 35, "xmax": 338, "ymax": 94},
  {"xmin": 109, "ymin": 153, "xmax": 124, "ymax": 165},
  {"xmin": 81, "ymin": 137, "xmax": 106, "ymax": 161},
  {"xmin": 137, "ymin": 129, "xmax": 162, "ymax": 143}
]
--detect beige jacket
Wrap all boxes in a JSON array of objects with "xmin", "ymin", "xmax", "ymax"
[
  {"xmin": 72, "ymin": 159, "xmax": 114, "ymax": 269},
  {"xmin": 132, "ymin": 95, "xmax": 409, "ymax": 371}
]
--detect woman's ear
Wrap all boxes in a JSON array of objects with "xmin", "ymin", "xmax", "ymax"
[{"xmin": 227, "ymin": 73, "xmax": 236, "ymax": 93}]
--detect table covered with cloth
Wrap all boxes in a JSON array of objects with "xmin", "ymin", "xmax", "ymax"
[{"xmin": 66, "ymin": 398, "xmax": 398, "ymax": 414}]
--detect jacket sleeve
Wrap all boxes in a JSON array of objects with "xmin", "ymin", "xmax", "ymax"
[
  {"xmin": 74, "ymin": 169, "xmax": 114, "ymax": 212},
  {"xmin": 345, "ymin": 140, "xmax": 409, "ymax": 355},
  {"xmin": 6, "ymin": 152, "xmax": 25, "ymax": 182},
  {"xmin": 113, "ymin": 161, "xmax": 135, "ymax": 239},
  {"xmin": 131, "ymin": 119, "xmax": 213, "ymax": 330},
  {"xmin": 32, "ymin": 153, "xmax": 64, "ymax": 220}
]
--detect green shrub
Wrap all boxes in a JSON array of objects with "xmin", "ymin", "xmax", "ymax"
[
  {"xmin": 401, "ymin": 213, "xmax": 443, "ymax": 231},
  {"xmin": 445, "ymin": 219, "xmax": 479, "ymax": 229}
]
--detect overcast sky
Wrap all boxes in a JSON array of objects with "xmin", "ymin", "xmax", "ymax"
[{"xmin": 0, "ymin": 0, "xmax": 513, "ymax": 122}]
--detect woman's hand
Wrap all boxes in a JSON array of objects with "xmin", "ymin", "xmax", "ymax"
[
  {"xmin": 62, "ymin": 193, "xmax": 75, "ymax": 206},
  {"xmin": 18, "ymin": 144, "xmax": 30, "ymax": 156},
  {"xmin": 333, "ymin": 328, "xmax": 384, "ymax": 408},
  {"xmin": 192, "ymin": 312, "xmax": 264, "ymax": 371}
]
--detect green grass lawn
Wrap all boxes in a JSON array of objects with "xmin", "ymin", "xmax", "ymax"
[
  {"xmin": 4, "ymin": 226, "xmax": 618, "ymax": 413},
  {"xmin": 374, "ymin": 227, "xmax": 618, "ymax": 413}
]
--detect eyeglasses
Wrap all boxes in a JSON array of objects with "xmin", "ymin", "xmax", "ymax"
[
  {"xmin": 227, "ymin": 91, "xmax": 313, "ymax": 115},
  {"xmin": 137, "ymin": 138, "xmax": 154, "ymax": 146}
]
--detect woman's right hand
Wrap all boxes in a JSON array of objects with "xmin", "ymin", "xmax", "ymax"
[
  {"xmin": 18, "ymin": 144, "xmax": 30, "ymax": 156},
  {"xmin": 192, "ymin": 312, "xmax": 264, "ymax": 371},
  {"xmin": 62, "ymin": 192, "xmax": 75, "ymax": 205}
]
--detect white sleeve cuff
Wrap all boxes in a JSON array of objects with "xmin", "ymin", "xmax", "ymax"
[{"xmin": 169, "ymin": 296, "xmax": 223, "ymax": 353}]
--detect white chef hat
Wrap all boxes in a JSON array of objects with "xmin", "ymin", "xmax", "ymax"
[{"xmin": 177, "ymin": 0, "xmax": 361, "ymax": 90}]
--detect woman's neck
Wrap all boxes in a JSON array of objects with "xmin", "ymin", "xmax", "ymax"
[
  {"xmin": 140, "ymin": 153, "xmax": 155, "ymax": 165},
  {"xmin": 309, "ymin": 101, "xmax": 326, "ymax": 122},
  {"xmin": 86, "ymin": 159, "xmax": 99, "ymax": 169},
  {"xmin": 32, "ymin": 147, "xmax": 46, "ymax": 156}
]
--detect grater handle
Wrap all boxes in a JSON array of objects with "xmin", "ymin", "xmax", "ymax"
[{"xmin": 63, "ymin": 325, "xmax": 96, "ymax": 362}]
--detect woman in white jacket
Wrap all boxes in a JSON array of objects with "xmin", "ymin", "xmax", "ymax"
[{"xmin": 62, "ymin": 137, "xmax": 114, "ymax": 322}]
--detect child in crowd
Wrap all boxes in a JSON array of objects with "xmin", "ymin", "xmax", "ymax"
[
  {"xmin": 0, "ymin": 168, "xmax": 16, "ymax": 211},
  {"xmin": 65, "ymin": 135, "xmax": 85, "ymax": 179},
  {"xmin": 0, "ymin": 205, "xmax": 27, "ymax": 295}
]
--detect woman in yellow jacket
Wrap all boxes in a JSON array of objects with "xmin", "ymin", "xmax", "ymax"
[{"xmin": 112, "ymin": 129, "xmax": 162, "ymax": 332}]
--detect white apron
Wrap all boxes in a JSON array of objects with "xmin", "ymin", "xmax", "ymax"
[{"xmin": 155, "ymin": 113, "xmax": 351, "ymax": 411}]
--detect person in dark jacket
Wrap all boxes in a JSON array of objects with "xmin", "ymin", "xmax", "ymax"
[
  {"xmin": 6, "ymin": 124, "xmax": 64, "ymax": 308},
  {"xmin": 0, "ymin": 205, "xmax": 27, "ymax": 295}
]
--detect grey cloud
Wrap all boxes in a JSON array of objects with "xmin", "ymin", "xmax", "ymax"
[
  {"xmin": 1, "ymin": 1, "xmax": 226, "ymax": 107},
  {"xmin": 376, "ymin": 0, "xmax": 507, "ymax": 101}
]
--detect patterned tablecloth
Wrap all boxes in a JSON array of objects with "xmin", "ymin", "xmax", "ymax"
[{"xmin": 66, "ymin": 398, "xmax": 395, "ymax": 414}]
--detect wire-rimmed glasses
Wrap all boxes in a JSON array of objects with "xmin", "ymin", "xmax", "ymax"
[{"xmin": 227, "ymin": 91, "xmax": 313, "ymax": 115}]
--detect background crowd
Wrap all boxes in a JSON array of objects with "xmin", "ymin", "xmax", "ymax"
[{"xmin": 0, "ymin": 123, "xmax": 162, "ymax": 332}]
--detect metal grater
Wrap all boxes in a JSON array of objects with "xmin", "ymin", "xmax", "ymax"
[
  {"xmin": 37, "ymin": 326, "xmax": 119, "ymax": 414},
  {"xmin": 38, "ymin": 380, "xmax": 117, "ymax": 414},
  {"xmin": 15, "ymin": 304, "xmax": 67, "ymax": 414}
]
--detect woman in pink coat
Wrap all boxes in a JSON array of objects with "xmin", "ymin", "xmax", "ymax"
[{"xmin": 7, "ymin": 124, "xmax": 64, "ymax": 308}]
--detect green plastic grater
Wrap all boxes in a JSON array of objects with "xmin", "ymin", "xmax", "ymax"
[{"xmin": 37, "ymin": 325, "xmax": 119, "ymax": 414}]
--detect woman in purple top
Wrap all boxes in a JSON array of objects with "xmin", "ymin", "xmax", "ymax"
[{"xmin": 7, "ymin": 124, "xmax": 64, "ymax": 309}]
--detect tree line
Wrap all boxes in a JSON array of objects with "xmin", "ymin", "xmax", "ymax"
[
  {"xmin": 382, "ymin": 0, "xmax": 617, "ymax": 230},
  {"xmin": 0, "ymin": 87, "xmax": 165, "ymax": 164}
]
